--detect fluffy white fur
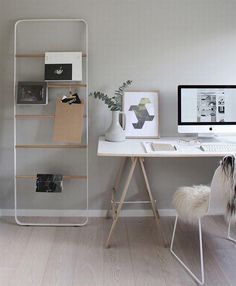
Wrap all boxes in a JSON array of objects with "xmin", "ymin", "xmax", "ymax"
[
  {"xmin": 173, "ymin": 156, "xmax": 236, "ymax": 224},
  {"xmin": 210, "ymin": 163, "xmax": 236, "ymax": 223},
  {"xmin": 218, "ymin": 155, "xmax": 236, "ymax": 223},
  {"xmin": 173, "ymin": 185, "xmax": 211, "ymax": 223}
]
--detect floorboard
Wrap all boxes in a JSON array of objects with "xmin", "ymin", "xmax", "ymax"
[
  {"xmin": 0, "ymin": 216, "xmax": 235, "ymax": 286},
  {"xmin": 103, "ymin": 218, "xmax": 135, "ymax": 286}
]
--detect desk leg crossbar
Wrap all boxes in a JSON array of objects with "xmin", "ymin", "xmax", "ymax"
[{"xmin": 106, "ymin": 156, "xmax": 168, "ymax": 248}]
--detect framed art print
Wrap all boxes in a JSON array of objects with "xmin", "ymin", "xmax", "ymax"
[
  {"xmin": 44, "ymin": 52, "xmax": 82, "ymax": 81},
  {"xmin": 123, "ymin": 91, "xmax": 159, "ymax": 138},
  {"xmin": 17, "ymin": 82, "xmax": 48, "ymax": 105}
]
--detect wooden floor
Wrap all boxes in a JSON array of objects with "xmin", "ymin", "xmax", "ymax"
[{"xmin": 0, "ymin": 216, "xmax": 236, "ymax": 286}]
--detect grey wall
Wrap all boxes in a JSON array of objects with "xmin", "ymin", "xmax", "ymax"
[{"xmin": 0, "ymin": 0, "xmax": 236, "ymax": 212}]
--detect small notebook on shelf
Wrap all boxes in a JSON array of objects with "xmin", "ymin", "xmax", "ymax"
[{"xmin": 151, "ymin": 143, "xmax": 176, "ymax": 151}]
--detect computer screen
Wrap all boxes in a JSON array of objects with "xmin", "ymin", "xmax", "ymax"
[{"xmin": 178, "ymin": 85, "xmax": 236, "ymax": 134}]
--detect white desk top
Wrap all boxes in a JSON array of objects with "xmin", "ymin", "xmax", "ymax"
[{"xmin": 97, "ymin": 136, "xmax": 236, "ymax": 158}]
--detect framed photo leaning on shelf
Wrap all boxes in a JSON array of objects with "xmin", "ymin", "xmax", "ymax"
[
  {"xmin": 44, "ymin": 52, "xmax": 82, "ymax": 81},
  {"xmin": 17, "ymin": 81, "xmax": 48, "ymax": 104},
  {"xmin": 123, "ymin": 91, "xmax": 159, "ymax": 138}
]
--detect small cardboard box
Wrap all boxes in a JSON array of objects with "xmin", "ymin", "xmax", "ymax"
[{"xmin": 53, "ymin": 100, "xmax": 84, "ymax": 143}]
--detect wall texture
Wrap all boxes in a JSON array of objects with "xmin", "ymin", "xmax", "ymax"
[{"xmin": 0, "ymin": 0, "xmax": 236, "ymax": 213}]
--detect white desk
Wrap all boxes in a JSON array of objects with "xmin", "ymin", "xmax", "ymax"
[
  {"xmin": 97, "ymin": 136, "xmax": 236, "ymax": 247},
  {"xmin": 98, "ymin": 136, "xmax": 236, "ymax": 158}
]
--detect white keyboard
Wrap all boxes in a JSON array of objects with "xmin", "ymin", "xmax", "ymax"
[{"xmin": 200, "ymin": 144, "xmax": 236, "ymax": 153}]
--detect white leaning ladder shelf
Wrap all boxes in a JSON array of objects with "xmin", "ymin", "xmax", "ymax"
[{"xmin": 13, "ymin": 19, "xmax": 88, "ymax": 226}]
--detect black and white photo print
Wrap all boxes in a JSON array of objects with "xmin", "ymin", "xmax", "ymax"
[
  {"xmin": 45, "ymin": 64, "xmax": 72, "ymax": 81},
  {"xmin": 44, "ymin": 52, "xmax": 82, "ymax": 81},
  {"xmin": 17, "ymin": 82, "xmax": 48, "ymax": 104}
]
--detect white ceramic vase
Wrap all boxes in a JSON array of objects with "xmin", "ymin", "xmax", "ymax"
[{"xmin": 105, "ymin": 111, "xmax": 126, "ymax": 142}]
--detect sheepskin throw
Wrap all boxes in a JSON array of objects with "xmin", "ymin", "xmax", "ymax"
[
  {"xmin": 173, "ymin": 185, "xmax": 211, "ymax": 223},
  {"xmin": 173, "ymin": 155, "xmax": 236, "ymax": 223},
  {"xmin": 220, "ymin": 155, "xmax": 236, "ymax": 222}
]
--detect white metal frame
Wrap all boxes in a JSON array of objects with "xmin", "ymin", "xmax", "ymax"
[
  {"xmin": 170, "ymin": 179, "xmax": 236, "ymax": 286},
  {"xmin": 170, "ymin": 215, "xmax": 235, "ymax": 285},
  {"xmin": 13, "ymin": 19, "xmax": 88, "ymax": 226},
  {"xmin": 170, "ymin": 216, "xmax": 204, "ymax": 285}
]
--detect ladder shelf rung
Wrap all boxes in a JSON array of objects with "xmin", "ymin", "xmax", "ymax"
[
  {"xmin": 16, "ymin": 115, "xmax": 54, "ymax": 119},
  {"xmin": 15, "ymin": 144, "xmax": 87, "ymax": 149},
  {"xmin": 15, "ymin": 53, "xmax": 87, "ymax": 58},
  {"xmin": 16, "ymin": 175, "xmax": 87, "ymax": 180},
  {"xmin": 15, "ymin": 114, "xmax": 87, "ymax": 119},
  {"xmin": 48, "ymin": 83, "xmax": 87, "ymax": 88}
]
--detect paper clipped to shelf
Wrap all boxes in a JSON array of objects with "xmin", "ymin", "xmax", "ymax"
[{"xmin": 142, "ymin": 142, "xmax": 177, "ymax": 153}]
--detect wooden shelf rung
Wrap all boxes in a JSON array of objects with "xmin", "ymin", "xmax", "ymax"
[
  {"xmin": 15, "ymin": 115, "xmax": 54, "ymax": 119},
  {"xmin": 16, "ymin": 175, "xmax": 87, "ymax": 180},
  {"xmin": 15, "ymin": 114, "xmax": 87, "ymax": 119},
  {"xmin": 48, "ymin": 83, "xmax": 87, "ymax": 88},
  {"xmin": 15, "ymin": 53, "xmax": 87, "ymax": 58},
  {"xmin": 15, "ymin": 144, "xmax": 87, "ymax": 149}
]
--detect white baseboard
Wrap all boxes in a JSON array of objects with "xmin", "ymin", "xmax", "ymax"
[
  {"xmin": 0, "ymin": 208, "xmax": 223, "ymax": 217},
  {"xmin": 0, "ymin": 208, "xmax": 177, "ymax": 217}
]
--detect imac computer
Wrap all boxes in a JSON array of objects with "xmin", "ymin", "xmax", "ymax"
[{"xmin": 178, "ymin": 85, "xmax": 236, "ymax": 137}]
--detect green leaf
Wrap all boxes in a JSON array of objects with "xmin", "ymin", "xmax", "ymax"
[{"xmin": 89, "ymin": 80, "xmax": 132, "ymax": 110}]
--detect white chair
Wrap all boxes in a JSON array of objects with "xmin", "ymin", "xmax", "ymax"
[{"xmin": 170, "ymin": 155, "xmax": 236, "ymax": 285}]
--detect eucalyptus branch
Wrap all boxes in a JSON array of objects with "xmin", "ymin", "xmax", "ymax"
[{"xmin": 89, "ymin": 80, "xmax": 132, "ymax": 111}]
